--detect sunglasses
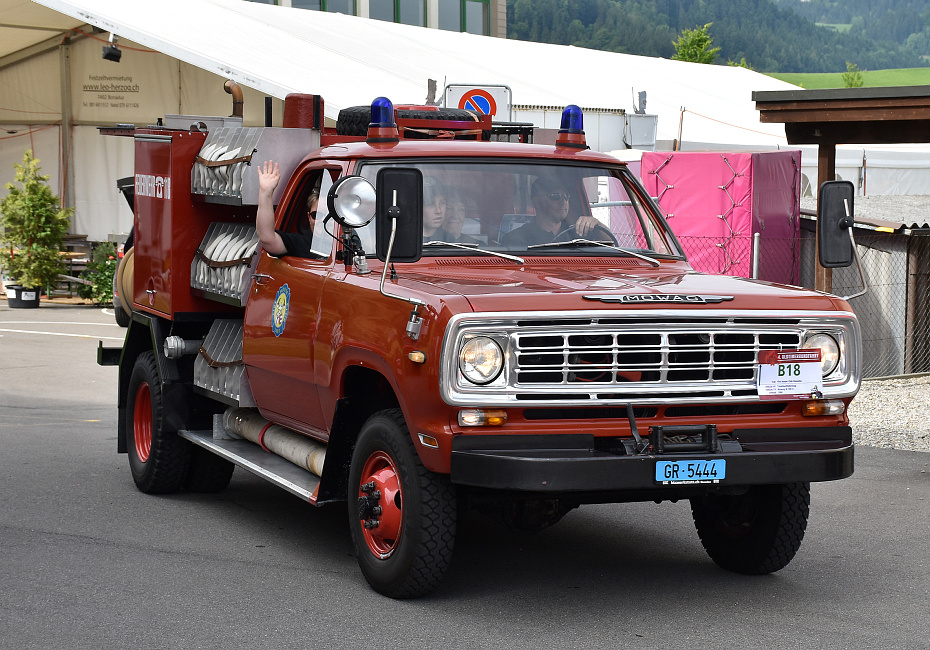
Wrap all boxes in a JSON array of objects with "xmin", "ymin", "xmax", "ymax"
[{"xmin": 545, "ymin": 192, "xmax": 570, "ymax": 201}]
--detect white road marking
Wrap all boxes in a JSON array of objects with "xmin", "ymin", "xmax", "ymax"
[
  {"xmin": 0, "ymin": 328, "xmax": 123, "ymax": 341},
  {"xmin": 0, "ymin": 321, "xmax": 120, "ymax": 327}
]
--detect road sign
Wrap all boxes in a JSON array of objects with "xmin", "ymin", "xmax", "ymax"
[{"xmin": 444, "ymin": 84, "xmax": 511, "ymax": 120}]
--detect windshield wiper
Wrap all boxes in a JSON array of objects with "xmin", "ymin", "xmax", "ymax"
[
  {"xmin": 423, "ymin": 241, "xmax": 524, "ymax": 264},
  {"xmin": 526, "ymin": 239, "xmax": 660, "ymax": 267}
]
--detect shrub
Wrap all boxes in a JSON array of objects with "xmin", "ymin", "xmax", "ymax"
[{"xmin": 78, "ymin": 241, "xmax": 118, "ymax": 305}]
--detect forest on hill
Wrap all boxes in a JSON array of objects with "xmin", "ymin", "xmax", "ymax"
[
  {"xmin": 506, "ymin": 0, "xmax": 929, "ymax": 73},
  {"xmin": 772, "ymin": 0, "xmax": 930, "ymax": 58}
]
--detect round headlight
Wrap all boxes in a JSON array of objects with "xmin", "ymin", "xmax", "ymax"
[
  {"xmin": 803, "ymin": 333, "xmax": 840, "ymax": 376},
  {"xmin": 459, "ymin": 337, "xmax": 503, "ymax": 385}
]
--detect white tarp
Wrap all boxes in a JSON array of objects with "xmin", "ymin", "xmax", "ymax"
[{"xmin": 31, "ymin": 0, "xmax": 795, "ymax": 148}]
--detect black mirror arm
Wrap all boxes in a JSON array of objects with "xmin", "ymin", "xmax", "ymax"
[{"xmin": 378, "ymin": 200, "xmax": 426, "ymax": 335}]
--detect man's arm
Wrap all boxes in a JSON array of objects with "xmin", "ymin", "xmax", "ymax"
[{"xmin": 256, "ymin": 160, "xmax": 288, "ymax": 256}]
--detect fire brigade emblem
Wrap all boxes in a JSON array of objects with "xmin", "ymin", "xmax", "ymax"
[{"xmin": 272, "ymin": 284, "xmax": 290, "ymax": 337}]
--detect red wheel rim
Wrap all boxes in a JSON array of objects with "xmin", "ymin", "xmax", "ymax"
[
  {"xmin": 133, "ymin": 382, "xmax": 152, "ymax": 463},
  {"xmin": 358, "ymin": 451, "xmax": 403, "ymax": 559}
]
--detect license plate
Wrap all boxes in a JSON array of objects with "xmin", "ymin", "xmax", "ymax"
[{"xmin": 655, "ymin": 459, "xmax": 726, "ymax": 485}]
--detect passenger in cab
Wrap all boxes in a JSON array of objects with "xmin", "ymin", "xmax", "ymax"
[
  {"xmin": 442, "ymin": 191, "xmax": 479, "ymax": 244},
  {"xmin": 422, "ymin": 178, "xmax": 448, "ymax": 242},
  {"xmin": 256, "ymin": 160, "xmax": 318, "ymax": 257}
]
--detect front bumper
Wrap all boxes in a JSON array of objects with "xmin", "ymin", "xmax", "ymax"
[{"xmin": 450, "ymin": 427, "xmax": 853, "ymax": 492}]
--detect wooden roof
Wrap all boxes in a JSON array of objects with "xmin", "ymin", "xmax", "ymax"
[{"xmin": 753, "ymin": 86, "xmax": 930, "ymax": 145}]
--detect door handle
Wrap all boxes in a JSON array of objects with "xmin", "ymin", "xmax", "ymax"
[{"xmin": 252, "ymin": 273, "xmax": 273, "ymax": 285}]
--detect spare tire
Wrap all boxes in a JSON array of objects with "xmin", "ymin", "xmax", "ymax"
[
  {"xmin": 336, "ymin": 106, "xmax": 478, "ymax": 137},
  {"xmin": 117, "ymin": 247, "xmax": 134, "ymax": 316}
]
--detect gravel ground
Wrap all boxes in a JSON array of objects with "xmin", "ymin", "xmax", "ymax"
[
  {"xmin": 849, "ymin": 375, "xmax": 930, "ymax": 452},
  {"xmin": 800, "ymin": 193, "xmax": 930, "ymax": 225}
]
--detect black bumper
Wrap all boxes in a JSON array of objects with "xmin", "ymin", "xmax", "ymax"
[{"xmin": 450, "ymin": 427, "xmax": 854, "ymax": 492}]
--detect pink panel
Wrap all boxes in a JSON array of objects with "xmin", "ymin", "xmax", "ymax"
[
  {"xmin": 640, "ymin": 151, "xmax": 801, "ymax": 284},
  {"xmin": 751, "ymin": 151, "xmax": 801, "ymax": 285}
]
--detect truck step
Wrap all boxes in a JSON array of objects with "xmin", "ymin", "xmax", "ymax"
[{"xmin": 179, "ymin": 429, "xmax": 320, "ymax": 503}]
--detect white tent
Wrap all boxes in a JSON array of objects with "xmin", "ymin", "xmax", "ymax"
[
  {"xmin": 3, "ymin": 0, "xmax": 806, "ymax": 241},
  {"xmin": 28, "ymin": 0, "xmax": 797, "ymax": 145}
]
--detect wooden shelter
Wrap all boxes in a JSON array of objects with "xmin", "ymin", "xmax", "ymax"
[{"xmin": 753, "ymin": 86, "xmax": 930, "ymax": 291}]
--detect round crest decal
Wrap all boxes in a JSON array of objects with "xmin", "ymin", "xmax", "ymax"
[{"xmin": 272, "ymin": 284, "xmax": 290, "ymax": 337}]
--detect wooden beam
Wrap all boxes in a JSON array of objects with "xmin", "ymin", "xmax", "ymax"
[
  {"xmin": 815, "ymin": 144, "xmax": 836, "ymax": 294},
  {"xmin": 785, "ymin": 120, "xmax": 930, "ymax": 145}
]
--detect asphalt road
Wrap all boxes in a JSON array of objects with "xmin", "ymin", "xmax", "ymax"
[{"xmin": 1, "ymin": 302, "xmax": 928, "ymax": 649}]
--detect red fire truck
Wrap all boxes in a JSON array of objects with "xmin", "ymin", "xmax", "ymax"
[{"xmin": 99, "ymin": 85, "xmax": 861, "ymax": 598}]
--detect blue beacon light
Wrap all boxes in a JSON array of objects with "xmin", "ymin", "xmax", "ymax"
[
  {"xmin": 559, "ymin": 104, "xmax": 584, "ymax": 133},
  {"xmin": 556, "ymin": 104, "xmax": 587, "ymax": 149},
  {"xmin": 367, "ymin": 97, "xmax": 399, "ymax": 143},
  {"xmin": 370, "ymin": 97, "xmax": 396, "ymax": 127}
]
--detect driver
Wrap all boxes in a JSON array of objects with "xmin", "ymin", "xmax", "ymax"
[{"xmin": 501, "ymin": 178, "xmax": 601, "ymax": 248}]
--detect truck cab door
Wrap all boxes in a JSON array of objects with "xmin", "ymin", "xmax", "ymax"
[{"xmin": 243, "ymin": 166, "xmax": 339, "ymax": 437}]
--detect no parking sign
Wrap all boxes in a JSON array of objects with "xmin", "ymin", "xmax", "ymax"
[{"xmin": 443, "ymin": 84, "xmax": 511, "ymax": 120}]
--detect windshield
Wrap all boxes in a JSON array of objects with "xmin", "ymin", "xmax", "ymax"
[{"xmin": 355, "ymin": 159, "xmax": 682, "ymax": 258}]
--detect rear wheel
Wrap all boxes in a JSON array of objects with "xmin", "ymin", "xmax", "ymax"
[
  {"xmin": 125, "ymin": 351, "xmax": 190, "ymax": 493},
  {"xmin": 348, "ymin": 409, "xmax": 457, "ymax": 598},
  {"xmin": 691, "ymin": 482, "xmax": 810, "ymax": 575}
]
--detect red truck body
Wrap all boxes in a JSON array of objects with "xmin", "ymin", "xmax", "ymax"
[{"xmin": 101, "ymin": 91, "xmax": 860, "ymax": 598}]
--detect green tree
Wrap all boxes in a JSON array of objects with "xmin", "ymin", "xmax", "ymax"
[
  {"xmin": 842, "ymin": 61, "xmax": 865, "ymax": 87},
  {"xmin": 77, "ymin": 241, "xmax": 118, "ymax": 305},
  {"xmin": 727, "ymin": 56, "xmax": 754, "ymax": 69},
  {"xmin": 0, "ymin": 150, "xmax": 71, "ymax": 289},
  {"xmin": 672, "ymin": 23, "xmax": 722, "ymax": 64}
]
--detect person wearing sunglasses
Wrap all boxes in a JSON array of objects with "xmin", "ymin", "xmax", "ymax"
[
  {"xmin": 501, "ymin": 178, "xmax": 601, "ymax": 248},
  {"xmin": 256, "ymin": 160, "xmax": 320, "ymax": 258}
]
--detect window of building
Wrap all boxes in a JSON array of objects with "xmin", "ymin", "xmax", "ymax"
[
  {"xmin": 438, "ymin": 0, "xmax": 489, "ymax": 34},
  {"xmin": 324, "ymin": 0, "xmax": 355, "ymax": 15},
  {"xmin": 292, "ymin": 0, "xmax": 322, "ymax": 8},
  {"xmin": 464, "ymin": 0, "xmax": 488, "ymax": 35},
  {"xmin": 369, "ymin": 0, "xmax": 425, "ymax": 26}
]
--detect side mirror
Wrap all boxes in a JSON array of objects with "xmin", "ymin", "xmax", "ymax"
[
  {"xmin": 376, "ymin": 167, "xmax": 423, "ymax": 263},
  {"xmin": 817, "ymin": 180, "xmax": 855, "ymax": 269}
]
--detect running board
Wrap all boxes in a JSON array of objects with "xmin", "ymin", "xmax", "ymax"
[{"xmin": 179, "ymin": 429, "xmax": 320, "ymax": 503}]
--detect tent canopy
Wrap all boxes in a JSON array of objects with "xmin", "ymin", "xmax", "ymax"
[{"xmin": 9, "ymin": 0, "xmax": 796, "ymax": 147}]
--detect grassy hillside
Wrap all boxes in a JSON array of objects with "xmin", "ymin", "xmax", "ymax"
[{"xmin": 768, "ymin": 67, "xmax": 930, "ymax": 88}]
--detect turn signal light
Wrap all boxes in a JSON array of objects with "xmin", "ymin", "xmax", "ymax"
[
  {"xmin": 802, "ymin": 399, "xmax": 845, "ymax": 417},
  {"xmin": 458, "ymin": 409, "xmax": 508, "ymax": 427}
]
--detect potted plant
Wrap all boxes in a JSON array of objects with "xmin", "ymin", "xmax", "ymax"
[{"xmin": 1, "ymin": 150, "xmax": 72, "ymax": 308}]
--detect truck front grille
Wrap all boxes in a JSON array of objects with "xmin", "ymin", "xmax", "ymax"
[{"xmin": 513, "ymin": 328, "xmax": 801, "ymax": 388}]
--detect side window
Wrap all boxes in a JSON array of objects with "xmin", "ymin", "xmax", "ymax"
[
  {"xmin": 309, "ymin": 171, "xmax": 337, "ymax": 257},
  {"xmin": 278, "ymin": 169, "xmax": 338, "ymax": 259}
]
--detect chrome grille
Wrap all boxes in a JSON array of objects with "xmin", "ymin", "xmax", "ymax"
[{"xmin": 513, "ymin": 328, "xmax": 801, "ymax": 386}]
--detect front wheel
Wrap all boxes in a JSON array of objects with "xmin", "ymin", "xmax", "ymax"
[
  {"xmin": 348, "ymin": 409, "xmax": 457, "ymax": 598},
  {"xmin": 691, "ymin": 482, "xmax": 811, "ymax": 575},
  {"xmin": 125, "ymin": 351, "xmax": 191, "ymax": 493}
]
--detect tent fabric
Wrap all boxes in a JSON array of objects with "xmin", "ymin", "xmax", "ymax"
[
  {"xmin": 640, "ymin": 150, "xmax": 801, "ymax": 284},
  {"xmin": 28, "ymin": 0, "xmax": 795, "ymax": 147}
]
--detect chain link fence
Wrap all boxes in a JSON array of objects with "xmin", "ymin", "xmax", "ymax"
[
  {"xmin": 676, "ymin": 230, "xmax": 930, "ymax": 379},
  {"xmin": 801, "ymin": 229, "xmax": 930, "ymax": 378}
]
